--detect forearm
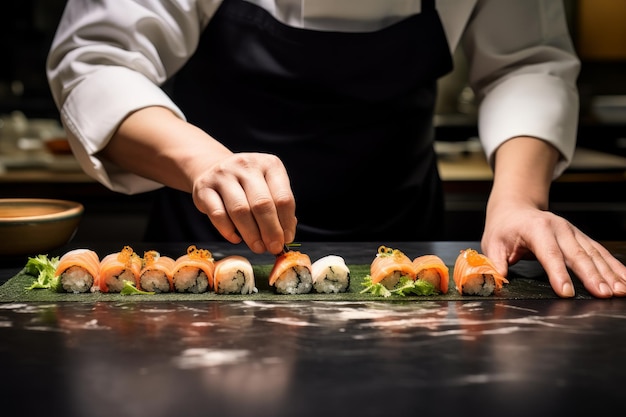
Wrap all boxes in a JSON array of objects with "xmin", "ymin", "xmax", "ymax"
[
  {"xmin": 99, "ymin": 106, "xmax": 232, "ymax": 193},
  {"xmin": 488, "ymin": 136, "xmax": 560, "ymax": 211}
]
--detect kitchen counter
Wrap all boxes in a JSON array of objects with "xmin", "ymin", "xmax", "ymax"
[{"xmin": 1, "ymin": 241, "xmax": 625, "ymax": 417}]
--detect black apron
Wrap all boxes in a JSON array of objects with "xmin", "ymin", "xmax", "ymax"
[{"xmin": 145, "ymin": 0, "xmax": 453, "ymax": 242}]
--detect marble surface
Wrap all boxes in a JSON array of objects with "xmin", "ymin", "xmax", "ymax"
[{"xmin": 1, "ymin": 242, "xmax": 625, "ymax": 417}]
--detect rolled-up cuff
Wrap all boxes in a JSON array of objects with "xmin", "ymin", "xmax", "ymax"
[
  {"xmin": 61, "ymin": 66, "xmax": 185, "ymax": 194},
  {"xmin": 478, "ymin": 73, "xmax": 578, "ymax": 179}
]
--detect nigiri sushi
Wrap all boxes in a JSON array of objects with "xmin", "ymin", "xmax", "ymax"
[
  {"xmin": 139, "ymin": 250, "xmax": 175, "ymax": 293},
  {"xmin": 172, "ymin": 245, "xmax": 214, "ymax": 293},
  {"xmin": 269, "ymin": 250, "xmax": 313, "ymax": 294},
  {"xmin": 369, "ymin": 245, "xmax": 417, "ymax": 290},
  {"xmin": 412, "ymin": 254, "xmax": 449, "ymax": 294},
  {"xmin": 311, "ymin": 255, "xmax": 350, "ymax": 293},
  {"xmin": 55, "ymin": 248, "xmax": 100, "ymax": 293},
  {"xmin": 98, "ymin": 246, "xmax": 142, "ymax": 293},
  {"xmin": 213, "ymin": 255, "xmax": 257, "ymax": 294},
  {"xmin": 453, "ymin": 248, "xmax": 509, "ymax": 296}
]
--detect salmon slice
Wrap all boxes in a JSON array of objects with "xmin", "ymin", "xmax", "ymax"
[
  {"xmin": 370, "ymin": 245, "xmax": 417, "ymax": 289},
  {"xmin": 213, "ymin": 255, "xmax": 257, "ymax": 294},
  {"xmin": 269, "ymin": 250, "xmax": 313, "ymax": 294},
  {"xmin": 453, "ymin": 248, "xmax": 509, "ymax": 296},
  {"xmin": 98, "ymin": 246, "xmax": 142, "ymax": 293},
  {"xmin": 172, "ymin": 245, "xmax": 215, "ymax": 293},
  {"xmin": 139, "ymin": 250, "xmax": 175, "ymax": 293},
  {"xmin": 412, "ymin": 254, "xmax": 449, "ymax": 294},
  {"xmin": 55, "ymin": 248, "xmax": 100, "ymax": 293}
]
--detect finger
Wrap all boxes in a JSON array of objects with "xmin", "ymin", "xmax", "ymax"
[
  {"xmin": 220, "ymin": 187, "xmax": 267, "ymax": 254},
  {"xmin": 265, "ymin": 162, "xmax": 297, "ymax": 244},
  {"xmin": 522, "ymin": 226, "xmax": 576, "ymax": 298},
  {"xmin": 563, "ymin": 232, "xmax": 624, "ymax": 298},
  {"xmin": 240, "ymin": 175, "xmax": 289, "ymax": 255},
  {"xmin": 584, "ymin": 241, "xmax": 626, "ymax": 296},
  {"xmin": 193, "ymin": 187, "xmax": 242, "ymax": 245},
  {"xmin": 480, "ymin": 239, "xmax": 510, "ymax": 278}
]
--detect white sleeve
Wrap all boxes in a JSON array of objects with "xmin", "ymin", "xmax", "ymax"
[
  {"xmin": 46, "ymin": 0, "xmax": 222, "ymax": 194},
  {"xmin": 461, "ymin": 0, "xmax": 581, "ymax": 179}
]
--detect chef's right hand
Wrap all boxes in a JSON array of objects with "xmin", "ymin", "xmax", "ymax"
[{"xmin": 191, "ymin": 152, "xmax": 297, "ymax": 255}]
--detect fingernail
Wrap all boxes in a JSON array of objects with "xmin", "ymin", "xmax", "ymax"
[
  {"xmin": 561, "ymin": 282, "xmax": 575, "ymax": 298},
  {"xmin": 613, "ymin": 282, "xmax": 626, "ymax": 296},
  {"xmin": 599, "ymin": 282, "xmax": 613, "ymax": 297},
  {"xmin": 251, "ymin": 241, "xmax": 265, "ymax": 254}
]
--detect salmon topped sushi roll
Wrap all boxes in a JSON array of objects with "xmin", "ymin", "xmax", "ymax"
[
  {"xmin": 453, "ymin": 248, "xmax": 509, "ymax": 296},
  {"xmin": 172, "ymin": 245, "xmax": 214, "ymax": 293},
  {"xmin": 269, "ymin": 250, "xmax": 313, "ymax": 294},
  {"xmin": 213, "ymin": 255, "xmax": 257, "ymax": 295},
  {"xmin": 139, "ymin": 250, "xmax": 175, "ymax": 293},
  {"xmin": 98, "ymin": 246, "xmax": 142, "ymax": 293},
  {"xmin": 412, "ymin": 254, "xmax": 449, "ymax": 294},
  {"xmin": 55, "ymin": 248, "xmax": 100, "ymax": 293},
  {"xmin": 370, "ymin": 246, "xmax": 417, "ymax": 290},
  {"xmin": 311, "ymin": 255, "xmax": 350, "ymax": 293}
]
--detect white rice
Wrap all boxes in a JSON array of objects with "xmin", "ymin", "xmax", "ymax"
[
  {"xmin": 214, "ymin": 257, "xmax": 257, "ymax": 294},
  {"xmin": 60, "ymin": 266, "xmax": 94, "ymax": 293},
  {"xmin": 461, "ymin": 274, "xmax": 496, "ymax": 296},
  {"xmin": 379, "ymin": 271, "xmax": 406, "ymax": 290},
  {"xmin": 105, "ymin": 269, "xmax": 137, "ymax": 293},
  {"xmin": 173, "ymin": 266, "xmax": 209, "ymax": 293},
  {"xmin": 140, "ymin": 270, "xmax": 171, "ymax": 293},
  {"xmin": 274, "ymin": 266, "xmax": 312, "ymax": 294}
]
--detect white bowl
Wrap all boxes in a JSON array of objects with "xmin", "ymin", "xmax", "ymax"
[{"xmin": 0, "ymin": 198, "xmax": 84, "ymax": 256}]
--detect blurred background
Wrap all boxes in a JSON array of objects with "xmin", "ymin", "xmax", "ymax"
[{"xmin": 1, "ymin": 0, "xmax": 625, "ymax": 242}]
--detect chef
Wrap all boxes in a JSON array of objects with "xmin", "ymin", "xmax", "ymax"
[{"xmin": 46, "ymin": 0, "xmax": 626, "ymax": 298}]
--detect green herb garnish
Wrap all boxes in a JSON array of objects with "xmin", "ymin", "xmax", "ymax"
[
  {"xmin": 24, "ymin": 254, "xmax": 60, "ymax": 290},
  {"xmin": 360, "ymin": 275, "xmax": 438, "ymax": 297},
  {"xmin": 120, "ymin": 280, "xmax": 155, "ymax": 296}
]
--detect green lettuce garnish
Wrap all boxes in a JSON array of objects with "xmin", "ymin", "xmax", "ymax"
[
  {"xmin": 24, "ymin": 254, "xmax": 60, "ymax": 290},
  {"xmin": 120, "ymin": 280, "xmax": 155, "ymax": 296},
  {"xmin": 360, "ymin": 275, "xmax": 438, "ymax": 297}
]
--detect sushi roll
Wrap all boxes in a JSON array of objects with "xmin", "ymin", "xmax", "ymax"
[
  {"xmin": 369, "ymin": 245, "xmax": 417, "ymax": 290},
  {"xmin": 172, "ymin": 245, "xmax": 214, "ymax": 293},
  {"xmin": 55, "ymin": 248, "xmax": 100, "ymax": 293},
  {"xmin": 453, "ymin": 248, "xmax": 509, "ymax": 296},
  {"xmin": 269, "ymin": 250, "xmax": 313, "ymax": 294},
  {"xmin": 98, "ymin": 246, "xmax": 142, "ymax": 292},
  {"xmin": 213, "ymin": 255, "xmax": 257, "ymax": 295},
  {"xmin": 311, "ymin": 255, "xmax": 350, "ymax": 293},
  {"xmin": 412, "ymin": 254, "xmax": 449, "ymax": 294},
  {"xmin": 139, "ymin": 250, "xmax": 175, "ymax": 293}
]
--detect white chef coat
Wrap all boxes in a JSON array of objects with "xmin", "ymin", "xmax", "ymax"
[{"xmin": 46, "ymin": 0, "xmax": 580, "ymax": 195}]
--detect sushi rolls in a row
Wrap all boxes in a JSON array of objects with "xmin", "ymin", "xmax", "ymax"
[
  {"xmin": 368, "ymin": 245, "xmax": 509, "ymax": 296},
  {"xmin": 53, "ymin": 245, "xmax": 257, "ymax": 295},
  {"xmin": 269, "ymin": 251, "xmax": 351, "ymax": 294},
  {"xmin": 369, "ymin": 245, "xmax": 450, "ymax": 294}
]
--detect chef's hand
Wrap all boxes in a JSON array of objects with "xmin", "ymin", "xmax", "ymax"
[
  {"xmin": 481, "ymin": 136, "xmax": 626, "ymax": 298},
  {"xmin": 102, "ymin": 106, "xmax": 296, "ymax": 254},
  {"xmin": 481, "ymin": 198, "xmax": 626, "ymax": 298},
  {"xmin": 191, "ymin": 152, "xmax": 297, "ymax": 255}
]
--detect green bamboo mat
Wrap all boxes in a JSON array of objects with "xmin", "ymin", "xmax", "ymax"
[{"xmin": 0, "ymin": 263, "xmax": 594, "ymax": 302}]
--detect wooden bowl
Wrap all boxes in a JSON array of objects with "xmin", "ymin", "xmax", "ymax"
[{"xmin": 0, "ymin": 198, "xmax": 84, "ymax": 256}]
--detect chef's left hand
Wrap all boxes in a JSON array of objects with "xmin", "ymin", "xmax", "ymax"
[
  {"xmin": 481, "ymin": 197, "xmax": 626, "ymax": 298},
  {"xmin": 481, "ymin": 136, "xmax": 626, "ymax": 298}
]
